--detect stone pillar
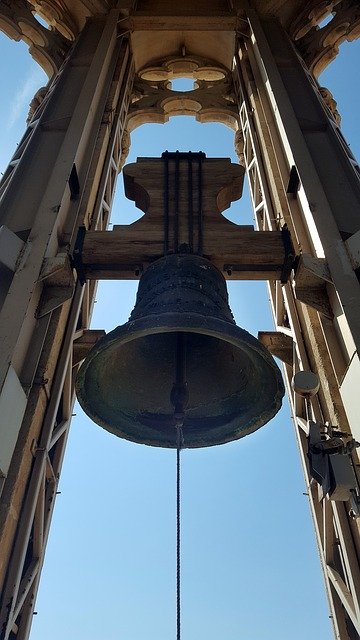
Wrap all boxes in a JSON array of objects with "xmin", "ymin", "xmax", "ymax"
[{"xmin": 0, "ymin": 10, "xmax": 134, "ymax": 639}]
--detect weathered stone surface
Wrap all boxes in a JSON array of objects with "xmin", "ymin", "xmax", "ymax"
[
  {"xmin": 0, "ymin": 0, "xmax": 70, "ymax": 76},
  {"xmin": 128, "ymin": 54, "xmax": 238, "ymax": 132},
  {"xmin": 1, "ymin": 0, "xmax": 359, "ymax": 78},
  {"xmin": 293, "ymin": 0, "xmax": 360, "ymax": 77}
]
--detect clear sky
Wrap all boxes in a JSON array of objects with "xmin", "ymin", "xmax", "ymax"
[{"xmin": 1, "ymin": 22, "xmax": 360, "ymax": 640}]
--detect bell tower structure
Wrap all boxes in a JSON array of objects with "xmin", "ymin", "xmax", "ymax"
[{"xmin": 0, "ymin": 1, "xmax": 360, "ymax": 638}]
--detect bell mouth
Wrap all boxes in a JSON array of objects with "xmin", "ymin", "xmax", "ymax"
[{"xmin": 76, "ymin": 312, "xmax": 284, "ymax": 449}]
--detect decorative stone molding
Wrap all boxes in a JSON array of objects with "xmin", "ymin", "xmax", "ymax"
[
  {"xmin": 292, "ymin": 0, "xmax": 360, "ymax": 77},
  {"xmin": 137, "ymin": 54, "xmax": 229, "ymax": 83},
  {"xmin": 0, "ymin": 0, "xmax": 70, "ymax": 77},
  {"xmin": 234, "ymin": 129, "xmax": 245, "ymax": 166},
  {"xmin": 119, "ymin": 128, "xmax": 131, "ymax": 171},
  {"xmin": 27, "ymin": 0, "xmax": 115, "ymax": 37},
  {"xmin": 292, "ymin": 54, "xmax": 342, "ymax": 127},
  {"xmin": 290, "ymin": 1, "xmax": 342, "ymax": 41},
  {"xmin": 127, "ymin": 54, "xmax": 239, "ymax": 133},
  {"xmin": 27, "ymin": 1, "xmax": 78, "ymax": 40},
  {"xmin": 27, "ymin": 85, "xmax": 48, "ymax": 122},
  {"xmin": 319, "ymin": 86, "xmax": 341, "ymax": 125}
]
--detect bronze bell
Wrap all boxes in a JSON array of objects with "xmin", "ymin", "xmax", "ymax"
[{"xmin": 76, "ymin": 253, "xmax": 284, "ymax": 448}]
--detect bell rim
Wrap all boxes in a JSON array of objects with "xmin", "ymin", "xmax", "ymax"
[
  {"xmin": 76, "ymin": 312, "xmax": 285, "ymax": 449},
  {"xmin": 77, "ymin": 310, "xmax": 283, "ymax": 378}
]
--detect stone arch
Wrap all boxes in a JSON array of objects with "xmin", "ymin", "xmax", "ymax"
[
  {"xmin": 0, "ymin": 0, "xmax": 72, "ymax": 78},
  {"xmin": 290, "ymin": 0, "xmax": 360, "ymax": 77},
  {"xmin": 27, "ymin": 1, "xmax": 78, "ymax": 41},
  {"xmin": 122, "ymin": 54, "xmax": 242, "ymax": 169}
]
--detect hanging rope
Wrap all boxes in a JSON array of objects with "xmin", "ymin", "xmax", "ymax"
[
  {"xmin": 176, "ymin": 425, "xmax": 183, "ymax": 640},
  {"xmin": 170, "ymin": 332, "xmax": 187, "ymax": 640}
]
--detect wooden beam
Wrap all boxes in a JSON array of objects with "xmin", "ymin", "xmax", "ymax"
[{"xmin": 80, "ymin": 228, "xmax": 290, "ymax": 280}]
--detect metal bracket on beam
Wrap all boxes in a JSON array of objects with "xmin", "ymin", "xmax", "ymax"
[
  {"xmin": 294, "ymin": 254, "xmax": 333, "ymax": 317},
  {"xmin": 72, "ymin": 226, "xmax": 144, "ymax": 281},
  {"xmin": 280, "ymin": 224, "xmax": 295, "ymax": 283},
  {"xmin": 307, "ymin": 420, "xmax": 360, "ymax": 505},
  {"xmin": 223, "ymin": 225, "xmax": 295, "ymax": 283},
  {"xmin": 72, "ymin": 226, "xmax": 87, "ymax": 285}
]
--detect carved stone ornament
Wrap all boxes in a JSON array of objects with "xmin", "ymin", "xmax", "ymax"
[
  {"xmin": 27, "ymin": 85, "xmax": 48, "ymax": 122},
  {"xmin": 292, "ymin": 0, "xmax": 360, "ymax": 77},
  {"xmin": 319, "ymin": 86, "xmax": 341, "ymax": 125},
  {"xmin": 234, "ymin": 129, "xmax": 245, "ymax": 166},
  {"xmin": 27, "ymin": 0, "xmax": 78, "ymax": 40},
  {"xmin": 0, "ymin": 0, "xmax": 70, "ymax": 77},
  {"xmin": 127, "ymin": 54, "xmax": 239, "ymax": 133},
  {"xmin": 119, "ymin": 129, "xmax": 131, "ymax": 171}
]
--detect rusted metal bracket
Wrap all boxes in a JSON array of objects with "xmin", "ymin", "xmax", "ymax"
[
  {"xmin": 307, "ymin": 420, "xmax": 360, "ymax": 503},
  {"xmin": 223, "ymin": 224, "xmax": 295, "ymax": 283}
]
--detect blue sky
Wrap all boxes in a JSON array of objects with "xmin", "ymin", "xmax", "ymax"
[{"xmin": 1, "ymin": 27, "xmax": 359, "ymax": 640}]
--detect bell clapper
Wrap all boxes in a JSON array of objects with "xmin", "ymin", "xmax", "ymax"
[{"xmin": 170, "ymin": 332, "xmax": 189, "ymax": 430}]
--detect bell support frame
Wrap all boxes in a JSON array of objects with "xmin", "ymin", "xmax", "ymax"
[
  {"xmin": 73, "ymin": 153, "xmax": 295, "ymax": 282},
  {"xmin": 0, "ymin": 2, "xmax": 359, "ymax": 639},
  {"xmin": 235, "ymin": 9, "xmax": 360, "ymax": 638}
]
